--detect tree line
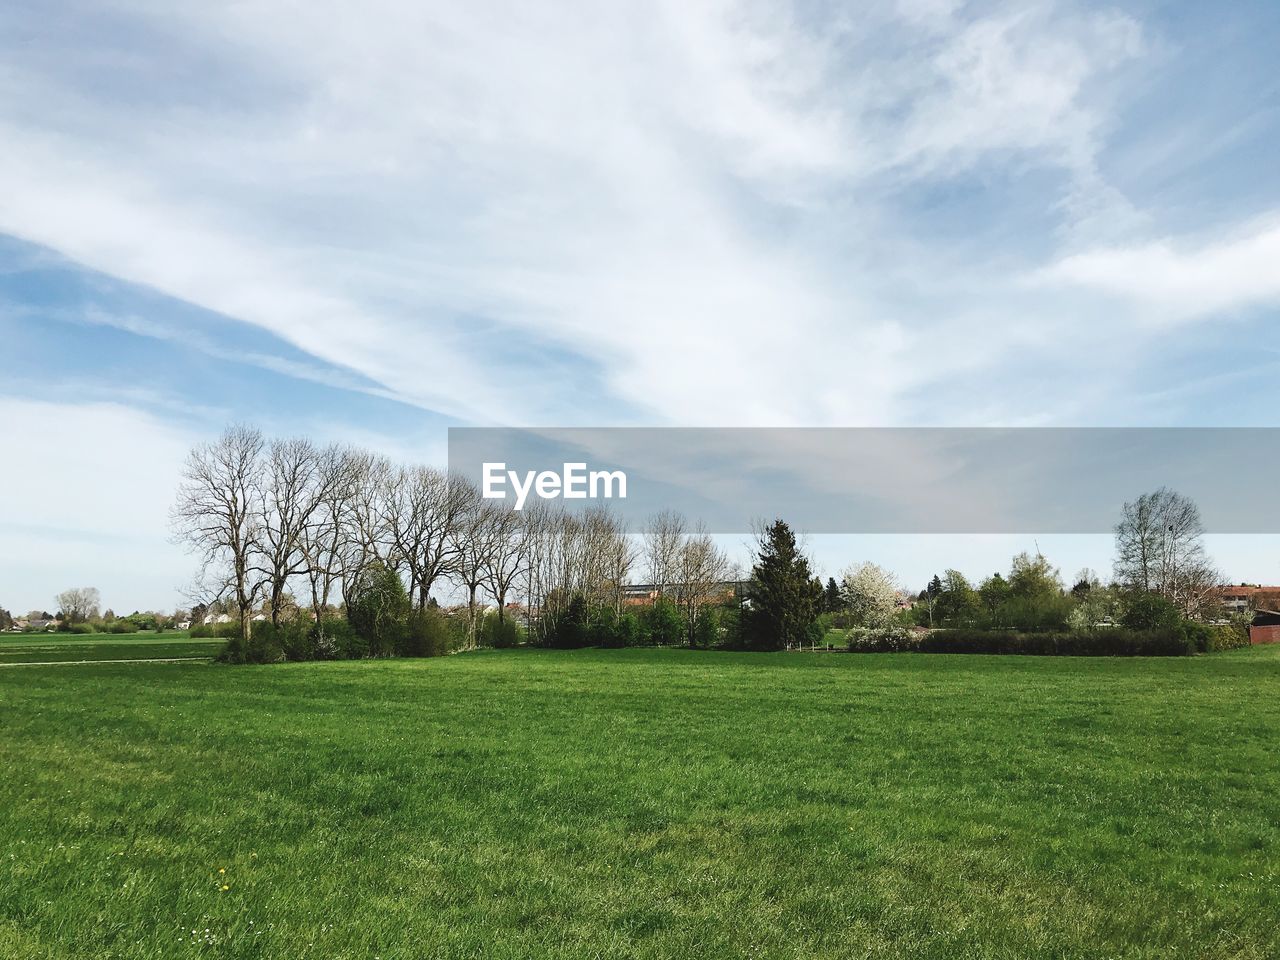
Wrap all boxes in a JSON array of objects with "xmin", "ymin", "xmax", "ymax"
[
  {"xmin": 170, "ymin": 426, "xmax": 1242, "ymax": 662},
  {"xmin": 170, "ymin": 425, "xmax": 739, "ymax": 659}
]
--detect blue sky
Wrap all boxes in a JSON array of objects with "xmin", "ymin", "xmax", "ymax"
[{"xmin": 2, "ymin": 0, "xmax": 1279, "ymax": 611}]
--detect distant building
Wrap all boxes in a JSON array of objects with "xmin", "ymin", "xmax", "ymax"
[
  {"xmin": 1250, "ymin": 609, "xmax": 1280, "ymax": 645},
  {"xmin": 620, "ymin": 581, "xmax": 747, "ymax": 607},
  {"xmin": 1217, "ymin": 585, "xmax": 1280, "ymax": 616}
]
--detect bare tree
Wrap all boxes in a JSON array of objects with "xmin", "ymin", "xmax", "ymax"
[
  {"xmin": 397, "ymin": 467, "xmax": 467, "ymax": 610},
  {"xmin": 482, "ymin": 506, "xmax": 529, "ymax": 623},
  {"xmin": 56, "ymin": 587, "xmax": 101, "ymax": 624},
  {"xmin": 520, "ymin": 500, "xmax": 562, "ymax": 642},
  {"xmin": 1114, "ymin": 488, "xmax": 1220, "ymax": 617},
  {"xmin": 673, "ymin": 524, "xmax": 730, "ymax": 642},
  {"xmin": 342, "ymin": 452, "xmax": 394, "ymax": 601},
  {"xmin": 298, "ymin": 444, "xmax": 360, "ymax": 622},
  {"xmin": 450, "ymin": 481, "xmax": 498, "ymax": 648},
  {"xmin": 171, "ymin": 425, "xmax": 266, "ymax": 651},
  {"xmin": 255, "ymin": 437, "xmax": 333, "ymax": 627},
  {"xmin": 643, "ymin": 509, "xmax": 685, "ymax": 596}
]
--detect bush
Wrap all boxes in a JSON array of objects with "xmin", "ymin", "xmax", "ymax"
[
  {"xmin": 346, "ymin": 561, "xmax": 410, "ymax": 657},
  {"xmin": 1120, "ymin": 593, "xmax": 1182, "ymax": 631},
  {"xmin": 846, "ymin": 626, "xmax": 921, "ymax": 653},
  {"xmin": 611, "ymin": 610, "xmax": 644, "ymax": 648},
  {"xmin": 540, "ymin": 595, "xmax": 591, "ymax": 649},
  {"xmin": 1204, "ymin": 623, "xmax": 1251, "ymax": 652},
  {"xmin": 316, "ymin": 616, "xmax": 356, "ymax": 660},
  {"xmin": 692, "ymin": 608, "xmax": 724, "ymax": 649},
  {"xmin": 192, "ymin": 621, "xmax": 242, "ymax": 640},
  {"xmin": 106, "ymin": 620, "xmax": 137, "ymax": 634},
  {"xmin": 644, "ymin": 598, "xmax": 684, "ymax": 646},
  {"xmin": 245, "ymin": 623, "xmax": 285, "ymax": 664},
  {"xmin": 403, "ymin": 607, "xmax": 463, "ymax": 657},
  {"xmin": 478, "ymin": 611, "xmax": 523, "ymax": 649},
  {"xmin": 920, "ymin": 628, "xmax": 1195, "ymax": 656},
  {"xmin": 276, "ymin": 617, "xmax": 317, "ymax": 661}
]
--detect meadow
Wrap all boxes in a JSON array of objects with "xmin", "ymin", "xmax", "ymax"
[
  {"xmin": 0, "ymin": 632, "xmax": 224, "ymax": 664},
  {"xmin": 2, "ymin": 646, "xmax": 1278, "ymax": 959}
]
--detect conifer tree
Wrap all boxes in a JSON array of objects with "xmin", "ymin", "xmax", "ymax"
[{"xmin": 742, "ymin": 520, "xmax": 822, "ymax": 650}]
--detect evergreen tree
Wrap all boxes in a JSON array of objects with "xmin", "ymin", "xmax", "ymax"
[
  {"xmin": 823, "ymin": 576, "xmax": 842, "ymax": 613},
  {"xmin": 741, "ymin": 520, "xmax": 822, "ymax": 651}
]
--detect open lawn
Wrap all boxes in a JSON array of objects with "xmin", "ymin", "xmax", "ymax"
[
  {"xmin": 2, "ymin": 647, "xmax": 1279, "ymax": 959},
  {"xmin": 0, "ymin": 633, "xmax": 225, "ymax": 665}
]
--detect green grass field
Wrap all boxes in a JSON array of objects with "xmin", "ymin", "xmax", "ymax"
[
  {"xmin": 2, "ymin": 647, "xmax": 1278, "ymax": 959},
  {"xmin": 0, "ymin": 632, "xmax": 224, "ymax": 664}
]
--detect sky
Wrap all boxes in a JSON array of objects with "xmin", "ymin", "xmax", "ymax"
[{"xmin": 2, "ymin": 0, "xmax": 1280, "ymax": 612}]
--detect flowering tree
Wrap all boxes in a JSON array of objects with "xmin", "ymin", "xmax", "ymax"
[{"xmin": 840, "ymin": 562, "xmax": 901, "ymax": 628}]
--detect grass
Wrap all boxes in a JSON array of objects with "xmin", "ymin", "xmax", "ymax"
[
  {"xmin": 1, "ymin": 647, "xmax": 1279, "ymax": 959},
  {"xmin": 0, "ymin": 632, "xmax": 224, "ymax": 664}
]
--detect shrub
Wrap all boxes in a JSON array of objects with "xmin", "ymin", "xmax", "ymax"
[
  {"xmin": 644, "ymin": 598, "xmax": 684, "ymax": 646},
  {"xmin": 477, "ymin": 610, "xmax": 523, "ymax": 649},
  {"xmin": 404, "ymin": 607, "xmax": 463, "ymax": 657},
  {"xmin": 346, "ymin": 561, "xmax": 410, "ymax": 657},
  {"xmin": 919, "ymin": 628, "xmax": 1195, "ymax": 657},
  {"xmin": 846, "ymin": 626, "xmax": 921, "ymax": 653},
  {"xmin": 541, "ymin": 595, "xmax": 591, "ymax": 649},
  {"xmin": 106, "ymin": 620, "xmax": 137, "ymax": 634},
  {"xmin": 1120, "ymin": 593, "xmax": 1182, "ymax": 631},
  {"xmin": 610, "ymin": 610, "xmax": 644, "ymax": 648},
  {"xmin": 276, "ymin": 617, "xmax": 317, "ymax": 661},
  {"xmin": 194, "ymin": 621, "xmax": 243, "ymax": 640},
  {"xmin": 692, "ymin": 608, "xmax": 723, "ymax": 649},
  {"xmin": 245, "ymin": 623, "xmax": 285, "ymax": 664},
  {"xmin": 315, "ymin": 616, "xmax": 355, "ymax": 660},
  {"xmin": 1203, "ymin": 623, "xmax": 1251, "ymax": 652}
]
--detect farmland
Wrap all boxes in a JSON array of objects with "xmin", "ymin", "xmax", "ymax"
[{"xmin": 2, "ymin": 646, "xmax": 1279, "ymax": 958}]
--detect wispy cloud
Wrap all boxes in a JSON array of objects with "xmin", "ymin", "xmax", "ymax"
[
  {"xmin": 1037, "ymin": 215, "xmax": 1280, "ymax": 323},
  {"xmin": 0, "ymin": 0, "xmax": 1191, "ymax": 429}
]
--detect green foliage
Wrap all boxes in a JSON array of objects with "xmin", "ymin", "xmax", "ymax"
[
  {"xmin": 935, "ymin": 569, "xmax": 981, "ymax": 626},
  {"xmin": 477, "ymin": 610, "xmax": 522, "ymax": 649},
  {"xmin": 921, "ymin": 628, "xmax": 1196, "ymax": 656},
  {"xmin": 740, "ymin": 520, "xmax": 822, "ymax": 650},
  {"xmin": 823, "ymin": 576, "xmax": 842, "ymax": 612},
  {"xmin": 190, "ymin": 621, "xmax": 242, "ymax": 640},
  {"xmin": 346, "ymin": 561, "xmax": 410, "ymax": 657},
  {"xmin": 402, "ymin": 607, "xmax": 462, "ymax": 657},
  {"xmin": 644, "ymin": 597, "xmax": 684, "ymax": 646},
  {"xmin": 540, "ymin": 594, "xmax": 592, "ymax": 649},
  {"xmin": 595, "ymin": 608, "xmax": 643, "ymax": 648},
  {"xmin": 1120, "ymin": 591, "xmax": 1183, "ymax": 631},
  {"xmin": 1204, "ymin": 623, "xmax": 1251, "ymax": 652},
  {"xmin": 691, "ymin": 607, "xmax": 723, "ymax": 649}
]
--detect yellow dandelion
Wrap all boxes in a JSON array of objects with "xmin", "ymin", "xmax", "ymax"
[
  {"xmin": 220, "ymin": 884, "xmax": 230, "ymax": 892},
  {"xmin": 218, "ymin": 867, "xmax": 226, "ymax": 874}
]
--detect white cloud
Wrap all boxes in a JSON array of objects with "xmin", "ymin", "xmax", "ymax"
[
  {"xmin": 1038, "ymin": 216, "xmax": 1280, "ymax": 323},
  {"xmin": 0, "ymin": 0, "xmax": 1152, "ymax": 429},
  {"xmin": 0, "ymin": 398, "xmax": 195, "ymax": 610}
]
